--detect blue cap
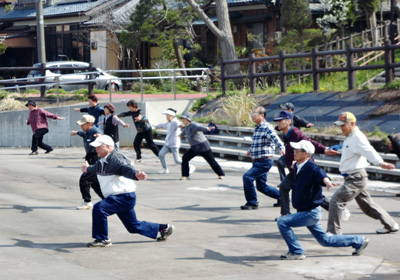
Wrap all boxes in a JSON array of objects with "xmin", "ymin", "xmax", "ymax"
[{"xmin": 273, "ymin": 110, "xmax": 293, "ymax": 121}]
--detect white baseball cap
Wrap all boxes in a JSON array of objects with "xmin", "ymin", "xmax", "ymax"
[
  {"xmin": 90, "ymin": 135, "xmax": 114, "ymax": 147},
  {"xmin": 162, "ymin": 109, "xmax": 176, "ymax": 116},
  {"xmin": 290, "ymin": 140, "xmax": 315, "ymax": 155}
]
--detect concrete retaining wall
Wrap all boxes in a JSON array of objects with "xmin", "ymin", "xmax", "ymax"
[{"xmin": 0, "ymin": 99, "xmax": 192, "ymax": 148}]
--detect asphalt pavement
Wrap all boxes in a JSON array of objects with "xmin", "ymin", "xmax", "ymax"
[{"xmin": 0, "ymin": 147, "xmax": 399, "ymax": 280}]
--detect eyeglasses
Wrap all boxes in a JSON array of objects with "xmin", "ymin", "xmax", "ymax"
[{"xmin": 293, "ymin": 149, "xmax": 306, "ymax": 153}]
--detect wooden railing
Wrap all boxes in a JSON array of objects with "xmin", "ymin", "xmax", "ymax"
[{"xmin": 220, "ymin": 41, "xmax": 400, "ymax": 94}]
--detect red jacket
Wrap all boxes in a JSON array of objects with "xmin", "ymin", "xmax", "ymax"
[{"xmin": 27, "ymin": 107, "xmax": 58, "ymax": 132}]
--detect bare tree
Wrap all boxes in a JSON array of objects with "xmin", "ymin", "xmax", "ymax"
[{"xmin": 184, "ymin": 0, "xmax": 239, "ymax": 76}]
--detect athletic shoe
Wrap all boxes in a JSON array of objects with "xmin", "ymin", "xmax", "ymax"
[
  {"xmin": 157, "ymin": 224, "xmax": 174, "ymax": 241},
  {"xmin": 353, "ymin": 238, "xmax": 369, "ymax": 256},
  {"xmin": 45, "ymin": 148, "xmax": 53, "ymax": 154},
  {"xmin": 29, "ymin": 151, "xmax": 38, "ymax": 155},
  {"xmin": 158, "ymin": 169, "xmax": 169, "ymax": 174},
  {"xmin": 240, "ymin": 203, "xmax": 259, "ymax": 210},
  {"xmin": 136, "ymin": 159, "xmax": 143, "ymax": 163},
  {"xmin": 280, "ymin": 252, "xmax": 305, "ymax": 260},
  {"xmin": 343, "ymin": 208, "xmax": 351, "ymax": 221},
  {"xmin": 189, "ymin": 165, "xmax": 196, "ymax": 174},
  {"xmin": 180, "ymin": 177, "xmax": 187, "ymax": 181},
  {"xmin": 376, "ymin": 223, "xmax": 399, "ymax": 234},
  {"xmin": 87, "ymin": 239, "xmax": 112, "ymax": 248},
  {"xmin": 218, "ymin": 176, "xmax": 225, "ymax": 179},
  {"xmin": 76, "ymin": 202, "xmax": 93, "ymax": 210}
]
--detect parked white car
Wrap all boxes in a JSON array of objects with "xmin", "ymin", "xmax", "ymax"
[{"xmin": 27, "ymin": 61, "xmax": 123, "ymax": 91}]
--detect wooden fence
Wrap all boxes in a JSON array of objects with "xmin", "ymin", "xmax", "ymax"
[{"xmin": 220, "ymin": 41, "xmax": 400, "ymax": 94}]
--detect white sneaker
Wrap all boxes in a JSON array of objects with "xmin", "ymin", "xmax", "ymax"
[
  {"xmin": 136, "ymin": 159, "xmax": 143, "ymax": 163},
  {"xmin": 343, "ymin": 208, "xmax": 351, "ymax": 221},
  {"xmin": 76, "ymin": 202, "xmax": 93, "ymax": 210},
  {"xmin": 158, "ymin": 169, "xmax": 169, "ymax": 174},
  {"xmin": 189, "ymin": 164, "xmax": 196, "ymax": 174},
  {"xmin": 376, "ymin": 223, "xmax": 399, "ymax": 234}
]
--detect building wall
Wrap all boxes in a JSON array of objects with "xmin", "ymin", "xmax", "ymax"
[
  {"xmin": 90, "ymin": 30, "xmax": 107, "ymax": 70},
  {"xmin": 0, "ymin": 100, "xmax": 192, "ymax": 148}
]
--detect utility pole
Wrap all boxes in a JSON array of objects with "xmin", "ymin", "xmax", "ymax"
[{"xmin": 36, "ymin": 0, "xmax": 46, "ymax": 96}]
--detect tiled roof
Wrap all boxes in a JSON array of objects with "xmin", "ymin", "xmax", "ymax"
[
  {"xmin": 0, "ymin": 0, "xmax": 107, "ymax": 20},
  {"xmin": 85, "ymin": 0, "xmax": 139, "ymax": 25}
]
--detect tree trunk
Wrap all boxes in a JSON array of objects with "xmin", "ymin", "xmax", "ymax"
[
  {"xmin": 184, "ymin": 0, "xmax": 239, "ymax": 76},
  {"xmin": 214, "ymin": 0, "xmax": 239, "ymax": 76},
  {"xmin": 173, "ymin": 38, "xmax": 187, "ymax": 76}
]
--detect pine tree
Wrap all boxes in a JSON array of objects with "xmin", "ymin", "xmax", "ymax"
[{"xmin": 280, "ymin": 0, "xmax": 312, "ymax": 51}]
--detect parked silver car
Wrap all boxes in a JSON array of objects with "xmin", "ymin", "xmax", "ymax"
[{"xmin": 27, "ymin": 61, "xmax": 123, "ymax": 91}]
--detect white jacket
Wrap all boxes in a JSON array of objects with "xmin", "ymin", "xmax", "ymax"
[{"xmin": 339, "ymin": 127, "xmax": 383, "ymax": 174}]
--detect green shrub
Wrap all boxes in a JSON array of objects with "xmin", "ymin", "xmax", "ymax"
[
  {"xmin": 46, "ymin": 88, "xmax": 68, "ymax": 94},
  {"xmin": 130, "ymin": 82, "xmax": 158, "ymax": 93},
  {"xmin": 25, "ymin": 89, "xmax": 40, "ymax": 94},
  {"xmin": 384, "ymin": 79, "xmax": 400, "ymax": 89},
  {"xmin": 191, "ymin": 94, "xmax": 215, "ymax": 111},
  {"xmin": 0, "ymin": 90, "xmax": 8, "ymax": 99}
]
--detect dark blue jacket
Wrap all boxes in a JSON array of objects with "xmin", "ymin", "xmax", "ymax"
[
  {"xmin": 292, "ymin": 159, "xmax": 328, "ymax": 212},
  {"xmin": 79, "ymin": 105, "xmax": 105, "ymax": 126},
  {"xmin": 77, "ymin": 126, "xmax": 102, "ymax": 164}
]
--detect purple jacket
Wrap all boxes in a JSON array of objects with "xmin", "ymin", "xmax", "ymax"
[{"xmin": 283, "ymin": 126, "xmax": 326, "ymax": 175}]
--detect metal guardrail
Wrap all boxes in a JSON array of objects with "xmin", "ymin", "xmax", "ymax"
[
  {"xmin": 102, "ymin": 68, "xmax": 211, "ymax": 101},
  {"xmin": 0, "ymin": 67, "xmax": 211, "ymax": 104}
]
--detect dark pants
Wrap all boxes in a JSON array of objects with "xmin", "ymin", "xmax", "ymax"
[
  {"xmin": 79, "ymin": 172, "xmax": 104, "ymax": 202},
  {"xmin": 92, "ymin": 192, "xmax": 160, "ymax": 241},
  {"xmin": 181, "ymin": 148, "xmax": 225, "ymax": 177},
  {"xmin": 243, "ymin": 158, "xmax": 280, "ymax": 205},
  {"xmin": 276, "ymin": 155, "xmax": 287, "ymax": 181},
  {"xmin": 31, "ymin": 128, "xmax": 52, "ymax": 152},
  {"xmin": 133, "ymin": 129, "xmax": 159, "ymax": 160}
]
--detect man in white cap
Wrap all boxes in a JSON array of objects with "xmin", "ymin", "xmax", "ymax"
[
  {"xmin": 82, "ymin": 135, "xmax": 174, "ymax": 247},
  {"xmin": 277, "ymin": 140, "xmax": 368, "ymax": 260},
  {"xmin": 154, "ymin": 108, "xmax": 183, "ymax": 174},
  {"xmin": 71, "ymin": 115, "xmax": 103, "ymax": 210},
  {"xmin": 327, "ymin": 112, "xmax": 398, "ymax": 235}
]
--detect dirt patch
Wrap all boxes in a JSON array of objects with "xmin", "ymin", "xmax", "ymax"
[{"xmin": 365, "ymin": 89, "xmax": 400, "ymax": 117}]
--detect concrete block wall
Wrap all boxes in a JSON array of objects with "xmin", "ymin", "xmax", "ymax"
[{"xmin": 0, "ymin": 99, "xmax": 192, "ymax": 148}]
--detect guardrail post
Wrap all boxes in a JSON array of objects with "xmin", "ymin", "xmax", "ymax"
[
  {"xmin": 312, "ymin": 48, "xmax": 320, "ymax": 92},
  {"xmin": 88, "ymin": 62, "xmax": 94, "ymax": 95},
  {"xmin": 221, "ymin": 58, "xmax": 227, "ymax": 95},
  {"xmin": 173, "ymin": 69, "xmax": 176, "ymax": 99},
  {"xmin": 140, "ymin": 70, "xmax": 144, "ymax": 102},
  {"xmin": 279, "ymin": 50, "xmax": 287, "ymax": 93},
  {"xmin": 346, "ymin": 44, "xmax": 355, "ymax": 90},
  {"xmin": 108, "ymin": 77, "xmax": 112, "ymax": 103},
  {"xmin": 40, "ymin": 63, "xmax": 46, "ymax": 97},
  {"xmin": 249, "ymin": 54, "xmax": 256, "ymax": 94},
  {"xmin": 384, "ymin": 40, "xmax": 394, "ymax": 84},
  {"xmin": 55, "ymin": 76, "xmax": 60, "ymax": 108}
]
